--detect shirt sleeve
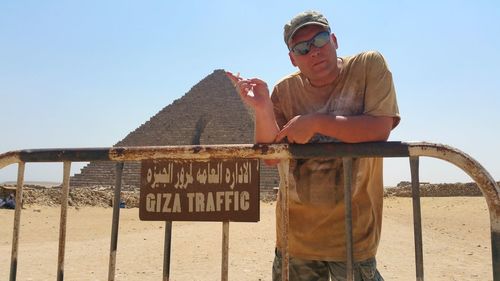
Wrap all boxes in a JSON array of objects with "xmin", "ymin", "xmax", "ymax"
[{"xmin": 363, "ymin": 51, "xmax": 401, "ymax": 128}]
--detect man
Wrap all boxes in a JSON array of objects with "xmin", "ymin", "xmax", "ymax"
[{"xmin": 228, "ymin": 10, "xmax": 400, "ymax": 281}]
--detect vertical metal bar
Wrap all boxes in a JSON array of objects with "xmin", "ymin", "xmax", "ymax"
[
  {"xmin": 278, "ymin": 159, "xmax": 290, "ymax": 281},
  {"xmin": 9, "ymin": 162, "xmax": 25, "ymax": 281},
  {"xmin": 108, "ymin": 162, "xmax": 124, "ymax": 281},
  {"xmin": 221, "ymin": 221, "xmax": 230, "ymax": 281},
  {"xmin": 410, "ymin": 156, "xmax": 424, "ymax": 281},
  {"xmin": 342, "ymin": 157, "xmax": 354, "ymax": 281},
  {"xmin": 57, "ymin": 161, "xmax": 71, "ymax": 281},
  {"xmin": 492, "ymin": 230, "xmax": 500, "ymax": 281},
  {"xmin": 163, "ymin": 221, "xmax": 172, "ymax": 281}
]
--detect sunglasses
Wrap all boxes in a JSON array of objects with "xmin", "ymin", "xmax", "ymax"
[{"xmin": 290, "ymin": 31, "xmax": 331, "ymax": 56}]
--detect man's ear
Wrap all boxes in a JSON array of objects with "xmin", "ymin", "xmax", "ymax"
[
  {"xmin": 289, "ymin": 52, "xmax": 297, "ymax": 67},
  {"xmin": 331, "ymin": 33, "xmax": 338, "ymax": 49}
]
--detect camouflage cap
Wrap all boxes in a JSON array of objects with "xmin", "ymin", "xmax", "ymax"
[{"xmin": 283, "ymin": 10, "xmax": 331, "ymax": 49}]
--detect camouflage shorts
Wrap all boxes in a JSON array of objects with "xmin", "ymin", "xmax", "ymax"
[{"xmin": 272, "ymin": 249, "xmax": 384, "ymax": 281}]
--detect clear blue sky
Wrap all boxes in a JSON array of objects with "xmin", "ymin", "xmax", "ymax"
[{"xmin": 1, "ymin": 1, "xmax": 499, "ymax": 186}]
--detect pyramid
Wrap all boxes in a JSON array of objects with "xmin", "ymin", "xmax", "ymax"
[{"xmin": 70, "ymin": 69, "xmax": 279, "ymax": 192}]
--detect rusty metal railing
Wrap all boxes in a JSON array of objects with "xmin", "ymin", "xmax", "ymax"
[{"xmin": 0, "ymin": 142, "xmax": 499, "ymax": 281}]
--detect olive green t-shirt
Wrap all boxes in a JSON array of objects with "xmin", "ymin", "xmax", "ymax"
[{"xmin": 272, "ymin": 51, "xmax": 400, "ymax": 261}]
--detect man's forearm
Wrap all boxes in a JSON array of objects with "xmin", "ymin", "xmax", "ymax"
[
  {"xmin": 254, "ymin": 105, "xmax": 280, "ymax": 143},
  {"xmin": 313, "ymin": 114, "xmax": 394, "ymax": 143}
]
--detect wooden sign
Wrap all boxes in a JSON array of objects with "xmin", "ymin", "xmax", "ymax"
[{"xmin": 139, "ymin": 159, "xmax": 260, "ymax": 222}]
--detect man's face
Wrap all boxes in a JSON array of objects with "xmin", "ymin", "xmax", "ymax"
[{"xmin": 288, "ymin": 25, "xmax": 339, "ymax": 84}]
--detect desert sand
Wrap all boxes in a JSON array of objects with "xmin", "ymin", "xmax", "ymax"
[{"xmin": 0, "ymin": 197, "xmax": 493, "ymax": 281}]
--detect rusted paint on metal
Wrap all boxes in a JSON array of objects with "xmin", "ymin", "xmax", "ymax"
[
  {"xmin": 254, "ymin": 143, "xmax": 271, "ymax": 154},
  {"xmin": 2, "ymin": 142, "xmax": 409, "ymax": 164},
  {"xmin": 108, "ymin": 144, "xmax": 291, "ymax": 161},
  {"xmin": 193, "ymin": 146, "xmax": 203, "ymax": 154},
  {"xmin": 112, "ymin": 148, "xmax": 126, "ymax": 158}
]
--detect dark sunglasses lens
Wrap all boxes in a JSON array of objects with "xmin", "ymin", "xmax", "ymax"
[
  {"xmin": 292, "ymin": 42, "xmax": 310, "ymax": 55},
  {"xmin": 312, "ymin": 32, "xmax": 330, "ymax": 48},
  {"xmin": 291, "ymin": 32, "xmax": 330, "ymax": 55}
]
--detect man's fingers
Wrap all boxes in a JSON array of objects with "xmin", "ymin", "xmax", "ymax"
[
  {"xmin": 234, "ymin": 80, "xmax": 257, "ymax": 104},
  {"xmin": 225, "ymin": 71, "xmax": 242, "ymax": 86},
  {"xmin": 226, "ymin": 72, "xmax": 269, "ymax": 90},
  {"xmin": 275, "ymin": 129, "xmax": 288, "ymax": 143},
  {"xmin": 236, "ymin": 80, "xmax": 252, "ymax": 94},
  {"xmin": 248, "ymin": 78, "xmax": 268, "ymax": 87}
]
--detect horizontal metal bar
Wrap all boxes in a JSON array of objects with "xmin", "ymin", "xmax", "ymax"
[
  {"xmin": 108, "ymin": 144, "xmax": 290, "ymax": 161},
  {"xmin": 1, "ymin": 142, "xmax": 410, "ymax": 166},
  {"xmin": 19, "ymin": 148, "xmax": 112, "ymax": 162},
  {"xmin": 288, "ymin": 141, "xmax": 410, "ymax": 158}
]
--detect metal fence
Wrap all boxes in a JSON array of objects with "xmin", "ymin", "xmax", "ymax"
[{"xmin": 0, "ymin": 141, "xmax": 498, "ymax": 281}]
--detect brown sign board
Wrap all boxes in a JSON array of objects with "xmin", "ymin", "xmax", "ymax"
[{"xmin": 139, "ymin": 159, "xmax": 260, "ymax": 222}]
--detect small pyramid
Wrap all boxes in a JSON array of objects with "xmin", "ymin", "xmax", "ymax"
[{"xmin": 70, "ymin": 70, "xmax": 279, "ymax": 191}]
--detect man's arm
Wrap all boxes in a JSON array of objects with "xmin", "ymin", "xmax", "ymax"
[
  {"xmin": 275, "ymin": 113, "xmax": 394, "ymax": 144},
  {"xmin": 226, "ymin": 72, "xmax": 280, "ymax": 143},
  {"xmin": 254, "ymin": 102, "xmax": 280, "ymax": 143}
]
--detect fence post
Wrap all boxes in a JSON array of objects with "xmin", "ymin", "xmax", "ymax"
[
  {"xmin": 410, "ymin": 156, "xmax": 424, "ymax": 281},
  {"xmin": 222, "ymin": 221, "xmax": 230, "ymax": 281},
  {"xmin": 163, "ymin": 221, "xmax": 173, "ymax": 281},
  {"xmin": 342, "ymin": 157, "xmax": 354, "ymax": 281},
  {"xmin": 108, "ymin": 162, "xmax": 124, "ymax": 281},
  {"xmin": 278, "ymin": 159, "xmax": 290, "ymax": 281},
  {"xmin": 9, "ymin": 162, "xmax": 25, "ymax": 281},
  {"xmin": 56, "ymin": 161, "xmax": 72, "ymax": 281}
]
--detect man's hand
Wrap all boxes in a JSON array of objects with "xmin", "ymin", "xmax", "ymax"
[
  {"xmin": 226, "ymin": 71, "xmax": 281, "ymax": 156},
  {"xmin": 226, "ymin": 71, "xmax": 272, "ymax": 112},
  {"xmin": 275, "ymin": 114, "xmax": 317, "ymax": 144}
]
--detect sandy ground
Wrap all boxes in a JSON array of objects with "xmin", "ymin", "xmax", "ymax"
[{"xmin": 0, "ymin": 197, "xmax": 493, "ymax": 281}]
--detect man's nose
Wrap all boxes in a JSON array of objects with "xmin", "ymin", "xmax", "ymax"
[{"xmin": 309, "ymin": 45, "xmax": 321, "ymax": 57}]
